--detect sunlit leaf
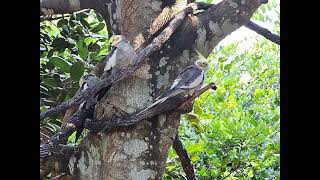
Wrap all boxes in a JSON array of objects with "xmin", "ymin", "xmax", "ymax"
[
  {"xmin": 77, "ymin": 40, "xmax": 88, "ymax": 60},
  {"xmin": 49, "ymin": 56, "xmax": 71, "ymax": 73}
]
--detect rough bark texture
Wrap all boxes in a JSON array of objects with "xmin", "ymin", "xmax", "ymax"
[
  {"xmin": 40, "ymin": 0, "xmax": 81, "ymax": 14},
  {"xmin": 40, "ymin": 0, "xmax": 263, "ymax": 179}
]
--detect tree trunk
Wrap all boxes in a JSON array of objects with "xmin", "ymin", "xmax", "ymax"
[{"xmin": 41, "ymin": 0, "xmax": 264, "ymax": 179}]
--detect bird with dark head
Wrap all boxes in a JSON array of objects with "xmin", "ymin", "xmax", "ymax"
[{"xmin": 74, "ymin": 74, "xmax": 100, "ymax": 143}]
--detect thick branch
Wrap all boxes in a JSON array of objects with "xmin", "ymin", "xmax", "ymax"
[
  {"xmin": 245, "ymin": 20, "xmax": 280, "ymax": 45},
  {"xmin": 173, "ymin": 135, "xmax": 196, "ymax": 180},
  {"xmin": 199, "ymin": 2, "xmax": 280, "ymax": 45},
  {"xmin": 172, "ymin": 0, "xmax": 266, "ymax": 58},
  {"xmin": 40, "ymin": 4, "xmax": 206, "ymax": 120},
  {"xmin": 86, "ymin": 82, "xmax": 216, "ymax": 131},
  {"xmin": 40, "ymin": 105, "xmax": 94, "ymax": 158}
]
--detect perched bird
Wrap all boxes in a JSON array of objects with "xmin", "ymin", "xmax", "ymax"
[
  {"xmin": 100, "ymin": 35, "xmax": 137, "ymax": 80},
  {"xmin": 78, "ymin": 74, "xmax": 101, "ymax": 109},
  {"xmin": 75, "ymin": 74, "xmax": 100, "ymax": 142},
  {"xmin": 95, "ymin": 35, "xmax": 137, "ymax": 101},
  {"xmin": 137, "ymin": 57, "xmax": 209, "ymax": 115}
]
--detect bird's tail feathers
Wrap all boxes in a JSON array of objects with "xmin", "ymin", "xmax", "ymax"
[
  {"xmin": 137, "ymin": 97, "xmax": 168, "ymax": 115},
  {"xmin": 155, "ymin": 88, "xmax": 184, "ymax": 101}
]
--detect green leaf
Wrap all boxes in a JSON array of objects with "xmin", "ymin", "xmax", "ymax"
[
  {"xmin": 184, "ymin": 114, "xmax": 200, "ymax": 123},
  {"xmin": 80, "ymin": 18, "xmax": 91, "ymax": 29},
  {"xmin": 91, "ymin": 23, "xmax": 105, "ymax": 33},
  {"xmin": 70, "ymin": 61, "xmax": 85, "ymax": 80},
  {"xmin": 52, "ymin": 38, "xmax": 68, "ymax": 48},
  {"xmin": 198, "ymin": 166, "xmax": 207, "ymax": 176},
  {"xmin": 77, "ymin": 41, "xmax": 88, "ymax": 60},
  {"xmin": 84, "ymin": 37, "xmax": 98, "ymax": 45},
  {"xmin": 47, "ymin": 49, "xmax": 54, "ymax": 58},
  {"xmin": 96, "ymin": 13, "xmax": 104, "ymax": 22},
  {"xmin": 191, "ymin": 155, "xmax": 200, "ymax": 161},
  {"xmin": 68, "ymin": 131, "xmax": 77, "ymax": 143},
  {"xmin": 49, "ymin": 56, "xmax": 71, "ymax": 73},
  {"xmin": 194, "ymin": 101, "xmax": 203, "ymax": 115},
  {"xmin": 200, "ymin": 113, "xmax": 214, "ymax": 120},
  {"xmin": 76, "ymin": 11, "xmax": 89, "ymax": 18},
  {"xmin": 40, "ymin": 106, "xmax": 48, "ymax": 112},
  {"xmin": 52, "ymin": 38, "xmax": 70, "ymax": 52},
  {"xmin": 57, "ymin": 19, "xmax": 68, "ymax": 27},
  {"xmin": 248, "ymin": 169, "xmax": 254, "ymax": 177},
  {"xmin": 186, "ymin": 142, "xmax": 204, "ymax": 154}
]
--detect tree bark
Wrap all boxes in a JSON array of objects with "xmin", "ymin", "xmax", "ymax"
[{"xmin": 41, "ymin": 0, "xmax": 264, "ymax": 179}]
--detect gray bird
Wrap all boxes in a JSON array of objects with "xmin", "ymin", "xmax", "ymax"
[
  {"xmin": 74, "ymin": 74, "xmax": 100, "ymax": 142},
  {"xmin": 78, "ymin": 74, "xmax": 100, "ymax": 109},
  {"xmin": 95, "ymin": 35, "xmax": 137, "ymax": 101},
  {"xmin": 100, "ymin": 35, "xmax": 137, "ymax": 79},
  {"xmin": 137, "ymin": 58, "xmax": 209, "ymax": 115}
]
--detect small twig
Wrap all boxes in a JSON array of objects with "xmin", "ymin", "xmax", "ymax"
[
  {"xmin": 40, "ymin": 14, "xmax": 71, "ymax": 22},
  {"xmin": 172, "ymin": 135, "xmax": 196, "ymax": 180},
  {"xmin": 51, "ymin": 173, "xmax": 67, "ymax": 180},
  {"xmin": 40, "ymin": 9, "xmax": 91, "ymax": 22},
  {"xmin": 178, "ymin": 82, "xmax": 216, "ymax": 111}
]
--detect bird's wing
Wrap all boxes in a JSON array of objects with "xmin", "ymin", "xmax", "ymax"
[
  {"xmin": 156, "ymin": 65, "xmax": 203, "ymax": 100},
  {"xmin": 111, "ymin": 42, "xmax": 137, "ymax": 70},
  {"xmin": 138, "ymin": 65, "xmax": 203, "ymax": 115},
  {"xmin": 79, "ymin": 75, "xmax": 100, "ymax": 108},
  {"xmin": 103, "ymin": 48, "xmax": 118, "ymax": 72},
  {"xmin": 107, "ymin": 46, "xmax": 117, "ymax": 58}
]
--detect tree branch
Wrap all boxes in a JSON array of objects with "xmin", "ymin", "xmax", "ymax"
[
  {"xmin": 86, "ymin": 82, "xmax": 216, "ymax": 131},
  {"xmin": 40, "ymin": 105, "xmax": 94, "ymax": 158},
  {"xmin": 201, "ymin": 2, "xmax": 279, "ymax": 45},
  {"xmin": 244, "ymin": 20, "xmax": 280, "ymax": 45},
  {"xmin": 40, "ymin": 4, "xmax": 207, "ymax": 121},
  {"xmin": 170, "ymin": 0, "xmax": 267, "ymax": 58},
  {"xmin": 172, "ymin": 135, "xmax": 196, "ymax": 180},
  {"xmin": 40, "ymin": 14, "xmax": 70, "ymax": 22}
]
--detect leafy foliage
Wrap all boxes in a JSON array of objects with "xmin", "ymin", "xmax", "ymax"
[
  {"xmin": 40, "ymin": 9, "xmax": 110, "ymax": 141},
  {"xmin": 164, "ymin": 0, "xmax": 280, "ymax": 179}
]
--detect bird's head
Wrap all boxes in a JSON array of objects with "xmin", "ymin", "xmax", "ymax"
[
  {"xmin": 195, "ymin": 59, "xmax": 209, "ymax": 72},
  {"xmin": 195, "ymin": 50, "xmax": 209, "ymax": 72},
  {"xmin": 79, "ymin": 74, "xmax": 95, "ymax": 88},
  {"xmin": 109, "ymin": 35, "xmax": 128, "ymax": 47}
]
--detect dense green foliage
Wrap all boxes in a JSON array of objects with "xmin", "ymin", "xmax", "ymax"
[
  {"xmin": 40, "ymin": 9, "xmax": 110, "ymax": 139},
  {"xmin": 40, "ymin": 0, "xmax": 279, "ymax": 179}
]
